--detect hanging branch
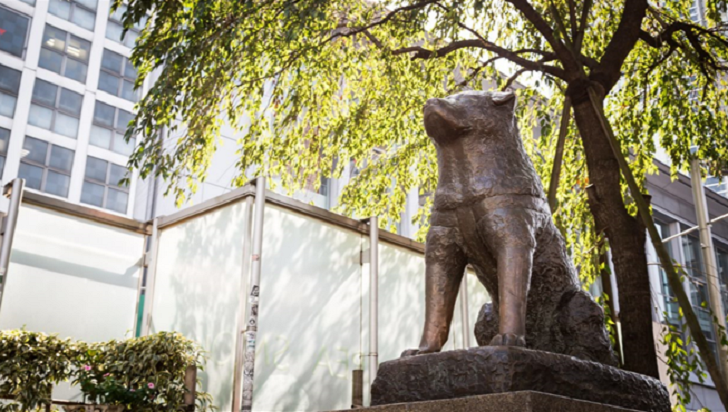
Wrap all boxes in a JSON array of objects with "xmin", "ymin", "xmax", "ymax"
[{"xmin": 547, "ymin": 96, "xmax": 572, "ymax": 213}]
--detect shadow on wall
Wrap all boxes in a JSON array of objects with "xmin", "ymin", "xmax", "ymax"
[
  {"xmin": 152, "ymin": 201, "xmax": 248, "ymax": 411},
  {"xmin": 253, "ymin": 205, "xmax": 362, "ymax": 412}
]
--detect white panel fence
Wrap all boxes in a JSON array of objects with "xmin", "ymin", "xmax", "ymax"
[{"xmin": 0, "ymin": 183, "xmax": 488, "ymax": 411}]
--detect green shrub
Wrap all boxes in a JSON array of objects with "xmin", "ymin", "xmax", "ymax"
[{"xmin": 0, "ymin": 330, "xmax": 214, "ymax": 411}]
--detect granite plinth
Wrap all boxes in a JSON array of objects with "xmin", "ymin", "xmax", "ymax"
[
  {"xmin": 371, "ymin": 347, "xmax": 670, "ymax": 412},
  {"xmin": 331, "ymin": 391, "xmax": 643, "ymax": 411}
]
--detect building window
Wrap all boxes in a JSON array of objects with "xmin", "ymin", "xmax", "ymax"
[
  {"xmin": 39, "ymin": 25, "xmax": 91, "ymax": 83},
  {"xmin": 0, "ymin": 6, "xmax": 30, "ymax": 58},
  {"xmin": 656, "ymin": 221, "xmax": 680, "ymax": 323},
  {"xmin": 717, "ymin": 248, "xmax": 728, "ymax": 319},
  {"xmin": 90, "ymin": 101, "xmax": 135, "ymax": 155},
  {"xmin": 106, "ymin": 4, "xmax": 146, "ymax": 49},
  {"xmin": 0, "ymin": 127, "xmax": 9, "ymax": 176},
  {"xmin": 20, "ymin": 0, "xmax": 35, "ymax": 5},
  {"xmin": 681, "ymin": 232, "xmax": 718, "ymax": 359},
  {"xmin": 28, "ymin": 79, "xmax": 83, "ymax": 138},
  {"xmin": 0, "ymin": 65, "xmax": 21, "ymax": 118},
  {"xmin": 19, "ymin": 137, "xmax": 74, "ymax": 197},
  {"xmin": 81, "ymin": 157, "xmax": 129, "ymax": 213},
  {"xmin": 98, "ymin": 50, "xmax": 138, "ymax": 101},
  {"xmin": 48, "ymin": 0, "xmax": 97, "ymax": 31},
  {"xmin": 706, "ymin": 176, "xmax": 727, "ymax": 198}
]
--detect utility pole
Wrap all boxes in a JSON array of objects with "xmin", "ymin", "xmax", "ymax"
[{"xmin": 690, "ymin": 156, "xmax": 728, "ymax": 377}]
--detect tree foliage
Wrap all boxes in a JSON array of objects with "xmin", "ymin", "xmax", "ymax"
[{"xmin": 123, "ymin": 0, "xmax": 727, "ymax": 277}]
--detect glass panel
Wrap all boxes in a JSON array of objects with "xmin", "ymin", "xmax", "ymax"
[
  {"xmin": 45, "ymin": 170, "xmax": 70, "ymax": 197},
  {"xmin": 71, "ymin": 8, "xmax": 95, "ymax": 31},
  {"xmin": 38, "ymin": 49, "xmax": 64, "ymax": 74},
  {"xmin": 98, "ymin": 72, "xmax": 120, "ymax": 96},
  {"xmin": 18, "ymin": 163, "xmax": 43, "ymax": 190},
  {"xmin": 76, "ymin": 0, "xmax": 97, "ymax": 10},
  {"xmin": 108, "ymin": 164, "xmax": 127, "ymax": 186},
  {"xmin": 0, "ymin": 128, "xmax": 9, "ymax": 154},
  {"xmin": 109, "ymin": 3, "xmax": 127, "ymax": 21},
  {"xmin": 64, "ymin": 59, "xmax": 88, "ymax": 83},
  {"xmin": 682, "ymin": 235, "xmax": 706, "ymax": 279},
  {"xmin": 53, "ymin": 112, "xmax": 79, "ymax": 138},
  {"xmin": 0, "ymin": 7, "xmax": 30, "ymax": 57},
  {"xmin": 106, "ymin": 188, "xmax": 128, "ymax": 213},
  {"xmin": 89, "ymin": 125, "xmax": 112, "ymax": 149},
  {"xmin": 32, "ymin": 79, "xmax": 58, "ymax": 106},
  {"xmin": 113, "ymin": 133, "xmax": 134, "ymax": 156},
  {"xmin": 93, "ymin": 101, "xmax": 115, "ymax": 127},
  {"xmin": 23, "ymin": 137, "xmax": 48, "ymax": 164},
  {"xmin": 27, "ymin": 105, "xmax": 53, "ymax": 130},
  {"xmin": 59, "ymin": 89, "xmax": 82, "ymax": 115},
  {"xmin": 67, "ymin": 36, "xmax": 90, "ymax": 61},
  {"xmin": 121, "ymin": 80, "xmax": 137, "ymax": 102},
  {"xmin": 116, "ymin": 110, "xmax": 134, "ymax": 130},
  {"xmin": 85, "ymin": 156, "xmax": 108, "ymax": 182},
  {"xmin": 123, "ymin": 59, "xmax": 137, "ymax": 78},
  {"xmin": 20, "ymin": 0, "xmax": 36, "ymax": 6},
  {"xmin": 101, "ymin": 50, "xmax": 123, "ymax": 73},
  {"xmin": 123, "ymin": 30, "xmax": 138, "ymax": 48},
  {"xmin": 48, "ymin": 0, "xmax": 72, "ymax": 20},
  {"xmin": 49, "ymin": 145, "xmax": 73, "ymax": 172},
  {"xmin": 42, "ymin": 25, "xmax": 67, "ymax": 52},
  {"xmin": 81, "ymin": 181, "xmax": 104, "ymax": 207},
  {"xmin": 0, "ymin": 156, "xmax": 5, "ymax": 177},
  {"xmin": 0, "ymin": 93, "xmax": 17, "ymax": 118},
  {"xmin": 0, "ymin": 65, "xmax": 22, "ymax": 93},
  {"xmin": 105, "ymin": 21, "xmax": 124, "ymax": 44}
]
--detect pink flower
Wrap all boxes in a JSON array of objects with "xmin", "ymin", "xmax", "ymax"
[
  {"xmin": 147, "ymin": 382, "xmax": 155, "ymax": 389},
  {"xmin": 103, "ymin": 373, "xmax": 110, "ymax": 377},
  {"xmin": 83, "ymin": 365, "xmax": 91, "ymax": 371},
  {"xmin": 130, "ymin": 389, "xmax": 135, "ymax": 392}
]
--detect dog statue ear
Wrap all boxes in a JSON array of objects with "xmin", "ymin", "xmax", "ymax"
[{"xmin": 492, "ymin": 89, "xmax": 517, "ymax": 110}]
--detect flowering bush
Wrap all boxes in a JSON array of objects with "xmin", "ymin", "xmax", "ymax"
[{"xmin": 0, "ymin": 330, "xmax": 215, "ymax": 411}]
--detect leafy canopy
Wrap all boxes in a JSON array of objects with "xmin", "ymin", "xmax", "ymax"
[{"xmin": 122, "ymin": 0, "xmax": 728, "ymax": 286}]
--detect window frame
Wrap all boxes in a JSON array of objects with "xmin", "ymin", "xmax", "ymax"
[
  {"xmin": 29, "ymin": 79, "xmax": 83, "ymax": 138},
  {"xmin": 39, "ymin": 24, "xmax": 91, "ymax": 82},
  {"xmin": 48, "ymin": 0, "xmax": 97, "ymax": 31},
  {"xmin": 81, "ymin": 156, "xmax": 130, "ymax": 214},
  {"xmin": 98, "ymin": 49, "xmax": 138, "ymax": 101},
  {"xmin": 0, "ymin": 5, "xmax": 31, "ymax": 59},
  {"xmin": 91, "ymin": 101, "xmax": 135, "ymax": 155},
  {"xmin": 19, "ymin": 136, "xmax": 74, "ymax": 197}
]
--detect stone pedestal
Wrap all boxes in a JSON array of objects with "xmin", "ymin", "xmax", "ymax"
[
  {"xmin": 371, "ymin": 347, "xmax": 670, "ymax": 412},
  {"xmin": 330, "ymin": 391, "xmax": 643, "ymax": 411}
]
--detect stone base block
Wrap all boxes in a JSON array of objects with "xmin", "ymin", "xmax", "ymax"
[
  {"xmin": 331, "ymin": 391, "xmax": 642, "ymax": 411},
  {"xmin": 371, "ymin": 347, "xmax": 670, "ymax": 412}
]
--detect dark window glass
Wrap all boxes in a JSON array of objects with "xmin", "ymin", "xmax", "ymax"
[{"xmin": 0, "ymin": 7, "xmax": 30, "ymax": 58}]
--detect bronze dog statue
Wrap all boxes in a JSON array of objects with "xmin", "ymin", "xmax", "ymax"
[{"xmin": 403, "ymin": 90, "xmax": 616, "ymax": 365}]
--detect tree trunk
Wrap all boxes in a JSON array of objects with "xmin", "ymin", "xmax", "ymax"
[{"xmin": 567, "ymin": 82, "xmax": 660, "ymax": 379}]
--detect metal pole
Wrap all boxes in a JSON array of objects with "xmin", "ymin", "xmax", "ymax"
[
  {"xmin": 690, "ymin": 157, "xmax": 728, "ymax": 376},
  {"xmin": 232, "ymin": 195, "xmax": 254, "ymax": 412},
  {"xmin": 141, "ymin": 218, "xmax": 160, "ymax": 336},
  {"xmin": 242, "ymin": 177, "xmax": 266, "ymax": 412},
  {"xmin": 369, "ymin": 216, "xmax": 379, "ymax": 385},
  {"xmin": 459, "ymin": 275, "xmax": 470, "ymax": 348},
  {"xmin": 0, "ymin": 178, "xmax": 25, "ymax": 311}
]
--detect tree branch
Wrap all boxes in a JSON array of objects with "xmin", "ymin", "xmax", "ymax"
[
  {"xmin": 594, "ymin": 0, "xmax": 650, "ymax": 91},
  {"xmin": 639, "ymin": 20, "xmax": 728, "ymax": 80},
  {"xmin": 503, "ymin": 0, "xmax": 580, "ymax": 74},
  {"xmin": 390, "ymin": 39, "xmax": 566, "ymax": 79}
]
